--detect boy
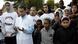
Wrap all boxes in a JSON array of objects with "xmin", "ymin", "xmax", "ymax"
[
  {"xmin": 32, "ymin": 19, "xmax": 43, "ymax": 44},
  {"xmin": 53, "ymin": 17, "xmax": 76, "ymax": 44},
  {"xmin": 41, "ymin": 18, "xmax": 54, "ymax": 44}
]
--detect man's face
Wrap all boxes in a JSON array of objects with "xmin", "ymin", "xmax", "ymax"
[
  {"xmin": 5, "ymin": 4, "xmax": 10, "ymax": 11},
  {"xmin": 43, "ymin": 5, "xmax": 48, "ymax": 13},
  {"xmin": 30, "ymin": 7, "xmax": 36, "ymax": 16},
  {"xmin": 72, "ymin": 5, "xmax": 77, "ymax": 13},
  {"xmin": 18, "ymin": 8, "xmax": 26, "ymax": 16},
  {"xmin": 61, "ymin": 20, "xmax": 70, "ymax": 28}
]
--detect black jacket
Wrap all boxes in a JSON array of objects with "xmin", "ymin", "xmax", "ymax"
[
  {"xmin": 32, "ymin": 29, "xmax": 41, "ymax": 44},
  {"xmin": 53, "ymin": 26, "xmax": 76, "ymax": 44}
]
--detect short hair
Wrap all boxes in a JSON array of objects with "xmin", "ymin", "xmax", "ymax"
[
  {"xmin": 18, "ymin": 4, "xmax": 26, "ymax": 10},
  {"xmin": 55, "ymin": 12, "xmax": 59, "ymax": 17},
  {"xmin": 61, "ymin": 17, "xmax": 69, "ymax": 22},
  {"xmin": 43, "ymin": 4, "xmax": 48, "ymax": 7},
  {"xmin": 5, "ymin": 2, "xmax": 10, "ymax": 5},
  {"xmin": 36, "ymin": 19, "xmax": 42, "ymax": 24},
  {"xmin": 44, "ymin": 18, "xmax": 51, "ymax": 24},
  {"xmin": 71, "ymin": 4, "xmax": 78, "ymax": 9}
]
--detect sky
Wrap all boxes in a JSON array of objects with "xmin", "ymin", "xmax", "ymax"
[
  {"xmin": 0, "ymin": 0, "xmax": 72, "ymax": 9},
  {"xmin": 0, "ymin": 0, "xmax": 5, "ymax": 9}
]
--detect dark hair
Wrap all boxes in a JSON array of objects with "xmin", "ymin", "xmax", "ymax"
[
  {"xmin": 43, "ymin": 4, "xmax": 48, "ymax": 7},
  {"xmin": 5, "ymin": 2, "xmax": 10, "ymax": 5},
  {"xmin": 71, "ymin": 4, "xmax": 78, "ymax": 14},
  {"xmin": 61, "ymin": 17, "xmax": 69, "ymax": 22},
  {"xmin": 55, "ymin": 12, "xmax": 59, "ymax": 17},
  {"xmin": 43, "ymin": 4, "xmax": 52, "ymax": 13},
  {"xmin": 18, "ymin": 4, "xmax": 26, "ymax": 10},
  {"xmin": 44, "ymin": 18, "xmax": 51, "ymax": 24},
  {"xmin": 34, "ymin": 19, "xmax": 43, "ymax": 29},
  {"xmin": 36, "ymin": 19, "xmax": 42, "ymax": 24}
]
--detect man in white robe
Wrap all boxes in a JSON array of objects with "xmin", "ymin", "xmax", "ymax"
[
  {"xmin": 27, "ymin": 7, "xmax": 40, "ymax": 24},
  {"xmin": 15, "ymin": 5, "xmax": 37, "ymax": 44}
]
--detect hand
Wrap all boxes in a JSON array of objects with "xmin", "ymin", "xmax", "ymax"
[
  {"xmin": 6, "ymin": 32, "xmax": 12, "ymax": 37},
  {"xmin": 18, "ymin": 27, "xmax": 24, "ymax": 31}
]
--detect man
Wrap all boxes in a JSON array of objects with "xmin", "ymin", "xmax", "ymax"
[
  {"xmin": 2, "ymin": 2, "xmax": 18, "ymax": 44},
  {"xmin": 55, "ymin": 0, "xmax": 66, "ymax": 17},
  {"xmin": 15, "ymin": 5, "xmax": 34, "ymax": 44},
  {"xmin": 27, "ymin": 6, "xmax": 39, "ymax": 25},
  {"xmin": 40, "ymin": 4, "xmax": 54, "ymax": 21}
]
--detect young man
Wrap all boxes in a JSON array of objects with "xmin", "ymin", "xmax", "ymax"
[
  {"xmin": 15, "ymin": 5, "xmax": 34, "ymax": 44},
  {"xmin": 2, "ymin": 2, "xmax": 18, "ymax": 44},
  {"xmin": 55, "ymin": 0, "xmax": 66, "ymax": 17},
  {"xmin": 53, "ymin": 17, "xmax": 76, "ymax": 44},
  {"xmin": 41, "ymin": 18, "xmax": 55, "ymax": 44},
  {"xmin": 40, "ymin": 4, "xmax": 54, "ymax": 21},
  {"xmin": 32, "ymin": 19, "xmax": 43, "ymax": 44},
  {"xmin": 27, "ymin": 6, "xmax": 39, "ymax": 25}
]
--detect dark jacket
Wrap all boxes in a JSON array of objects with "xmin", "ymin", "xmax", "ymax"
[
  {"xmin": 32, "ymin": 29, "xmax": 41, "ymax": 44},
  {"xmin": 53, "ymin": 26, "xmax": 76, "ymax": 44},
  {"xmin": 52, "ymin": 22, "xmax": 60, "ymax": 31},
  {"xmin": 70, "ymin": 15, "xmax": 78, "ymax": 44}
]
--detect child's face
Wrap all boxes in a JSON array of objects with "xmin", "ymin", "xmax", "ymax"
[
  {"xmin": 55, "ymin": 16, "xmax": 60, "ymax": 20},
  {"xmin": 61, "ymin": 20, "xmax": 70, "ymax": 28},
  {"xmin": 36, "ymin": 22, "xmax": 42, "ymax": 28},
  {"xmin": 44, "ymin": 20, "xmax": 50, "ymax": 29}
]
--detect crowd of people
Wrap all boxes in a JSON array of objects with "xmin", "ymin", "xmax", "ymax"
[{"xmin": 0, "ymin": 0, "xmax": 78, "ymax": 44}]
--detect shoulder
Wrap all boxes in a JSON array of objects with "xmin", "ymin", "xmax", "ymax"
[{"xmin": 41, "ymin": 28, "xmax": 45, "ymax": 32}]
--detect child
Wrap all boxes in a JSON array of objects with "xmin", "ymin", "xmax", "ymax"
[
  {"xmin": 32, "ymin": 19, "xmax": 43, "ymax": 44},
  {"xmin": 52, "ymin": 12, "xmax": 60, "ymax": 25},
  {"xmin": 53, "ymin": 17, "xmax": 76, "ymax": 44},
  {"xmin": 41, "ymin": 18, "xmax": 55, "ymax": 44}
]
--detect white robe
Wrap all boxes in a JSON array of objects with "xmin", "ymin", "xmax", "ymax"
[
  {"xmin": 27, "ymin": 15, "xmax": 39, "ymax": 24},
  {"xmin": 15, "ymin": 15, "xmax": 38, "ymax": 44},
  {"xmin": 40, "ymin": 13, "xmax": 54, "ymax": 21}
]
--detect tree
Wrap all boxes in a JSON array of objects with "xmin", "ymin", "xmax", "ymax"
[
  {"xmin": 5, "ymin": 0, "xmax": 16, "ymax": 1},
  {"xmin": 54, "ymin": 3, "xmax": 59, "ymax": 10},
  {"xmin": 47, "ymin": 0, "xmax": 54, "ymax": 9},
  {"xmin": 25, "ymin": 0, "xmax": 43, "ymax": 10},
  {"xmin": 5, "ymin": 0, "xmax": 44, "ymax": 10}
]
